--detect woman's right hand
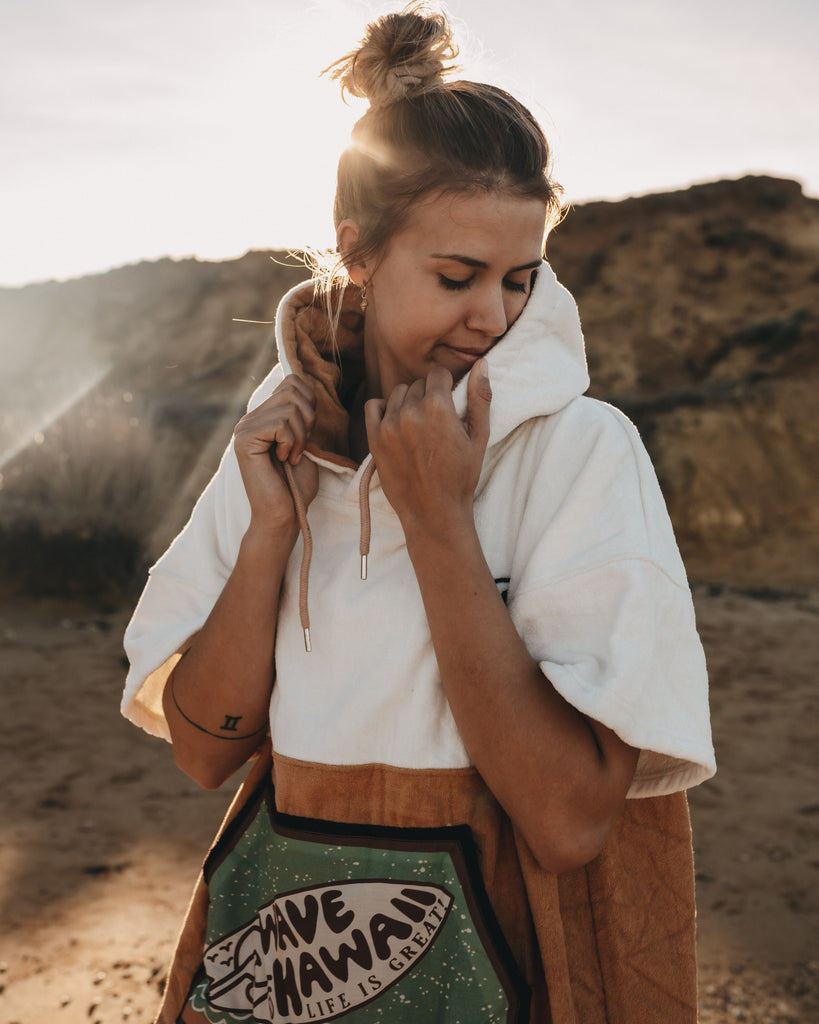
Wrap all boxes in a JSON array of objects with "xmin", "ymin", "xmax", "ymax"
[{"xmin": 233, "ymin": 374, "xmax": 319, "ymax": 533}]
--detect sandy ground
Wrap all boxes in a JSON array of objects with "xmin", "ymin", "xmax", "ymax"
[{"xmin": 1, "ymin": 587, "xmax": 817, "ymax": 1024}]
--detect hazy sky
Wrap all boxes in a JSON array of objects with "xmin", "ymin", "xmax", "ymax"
[{"xmin": 2, "ymin": 0, "xmax": 817, "ymax": 287}]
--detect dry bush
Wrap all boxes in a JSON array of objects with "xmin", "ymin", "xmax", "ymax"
[{"xmin": 0, "ymin": 392, "xmax": 182, "ymax": 599}]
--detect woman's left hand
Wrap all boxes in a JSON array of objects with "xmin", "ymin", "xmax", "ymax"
[{"xmin": 364, "ymin": 360, "xmax": 492, "ymax": 535}]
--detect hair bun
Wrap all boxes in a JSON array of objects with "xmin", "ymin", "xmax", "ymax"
[{"xmin": 325, "ymin": 4, "xmax": 459, "ymax": 108}]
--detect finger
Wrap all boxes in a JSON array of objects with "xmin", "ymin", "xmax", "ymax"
[
  {"xmin": 464, "ymin": 358, "xmax": 492, "ymax": 446},
  {"xmin": 364, "ymin": 397, "xmax": 387, "ymax": 444},
  {"xmin": 267, "ymin": 385, "xmax": 317, "ymax": 440},
  {"xmin": 236, "ymin": 402, "xmax": 310, "ymax": 464},
  {"xmin": 420, "ymin": 367, "xmax": 457, "ymax": 420},
  {"xmin": 383, "ymin": 381, "xmax": 411, "ymax": 415},
  {"xmin": 277, "ymin": 403, "xmax": 313, "ymax": 465},
  {"xmin": 405, "ymin": 377, "xmax": 427, "ymax": 400},
  {"xmin": 262, "ymin": 377, "xmax": 318, "ymax": 450},
  {"xmin": 238, "ymin": 383, "xmax": 314, "ymax": 434},
  {"xmin": 279, "ymin": 373, "xmax": 318, "ymax": 409},
  {"xmin": 425, "ymin": 365, "xmax": 454, "ymax": 395},
  {"xmin": 273, "ymin": 428, "xmax": 297, "ymax": 465},
  {"xmin": 286, "ymin": 410, "xmax": 311, "ymax": 465}
]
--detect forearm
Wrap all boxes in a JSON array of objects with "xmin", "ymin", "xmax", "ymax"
[
  {"xmin": 163, "ymin": 523, "xmax": 296, "ymax": 789},
  {"xmin": 403, "ymin": 515, "xmax": 638, "ymax": 873}
]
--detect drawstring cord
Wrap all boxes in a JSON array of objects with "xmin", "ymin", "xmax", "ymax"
[
  {"xmin": 283, "ymin": 462, "xmax": 313, "ymax": 653},
  {"xmin": 283, "ymin": 455, "xmax": 377, "ymax": 652},
  {"xmin": 358, "ymin": 458, "xmax": 377, "ymax": 580}
]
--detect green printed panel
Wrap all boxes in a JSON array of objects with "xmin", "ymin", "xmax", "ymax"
[{"xmin": 188, "ymin": 797, "xmax": 517, "ymax": 1022}]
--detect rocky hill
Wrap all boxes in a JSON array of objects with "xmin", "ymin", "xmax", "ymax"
[
  {"xmin": 1, "ymin": 175, "xmax": 816, "ymax": 595},
  {"xmin": 546, "ymin": 175, "xmax": 818, "ymax": 588}
]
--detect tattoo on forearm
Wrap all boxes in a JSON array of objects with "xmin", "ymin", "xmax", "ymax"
[{"xmin": 169, "ymin": 675, "xmax": 267, "ymax": 741}]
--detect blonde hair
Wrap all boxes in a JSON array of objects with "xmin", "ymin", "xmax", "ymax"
[{"xmin": 313, "ymin": 3, "xmax": 562, "ymax": 328}]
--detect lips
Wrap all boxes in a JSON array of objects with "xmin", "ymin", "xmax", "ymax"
[{"xmin": 440, "ymin": 344, "xmax": 487, "ymax": 365}]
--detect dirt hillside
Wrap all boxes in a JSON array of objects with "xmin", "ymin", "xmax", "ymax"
[{"xmin": 2, "ymin": 175, "xmax": 816, "ymax": 591}]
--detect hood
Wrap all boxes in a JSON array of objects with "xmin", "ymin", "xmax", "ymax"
[{"xmin": 274, "ymin": 264, "xmax": 589, "ymax": 460}]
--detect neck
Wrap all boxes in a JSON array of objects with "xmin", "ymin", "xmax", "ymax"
[
  {"xmin": 363, "ymin": 317, "xmax": 385, "ymax": 402},
  {"xmin": 347, "ymin": 380, "xmax": 370, "ymax": 464}
]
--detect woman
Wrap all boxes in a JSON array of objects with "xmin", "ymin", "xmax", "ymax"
[{"xmin": 122, "ymin": 6, "xmax": 715, "ymax": 1022}]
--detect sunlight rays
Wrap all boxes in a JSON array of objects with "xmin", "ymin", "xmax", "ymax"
[
  {"xmin": 145, "ymin": 323, "xmax": 280, "ymax": 560},
  {"xmin": 0, "ymin": 364, "xmax": 111, "ymax": 476}
]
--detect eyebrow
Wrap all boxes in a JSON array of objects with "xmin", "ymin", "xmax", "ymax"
[{"xmin": 429, "ymin": 254, "xmax": 543, "ymax": 273}]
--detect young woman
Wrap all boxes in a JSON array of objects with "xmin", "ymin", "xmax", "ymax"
[{"xmin": 122, "ymin": 6, "xmax": 715, "ymax": 1022}]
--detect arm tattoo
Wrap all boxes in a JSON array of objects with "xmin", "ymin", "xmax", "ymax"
[{"xmin": 169, "ymin": 674, "xmax": 267, "ymax": 741}]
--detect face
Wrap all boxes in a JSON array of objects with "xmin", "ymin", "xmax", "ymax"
[{"xmin": 355, "ymin": 190, "xmax": 547, "ymax": 397}]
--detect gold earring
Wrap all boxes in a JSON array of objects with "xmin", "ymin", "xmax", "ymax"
[{"xmin": 360, "ymin": 285, "xmax": 368, "ymax": 313}]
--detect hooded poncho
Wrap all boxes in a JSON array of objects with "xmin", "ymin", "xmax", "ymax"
[{"xmin": 122, "ymin": 266, "xmax": 715, "ymax": 1024}]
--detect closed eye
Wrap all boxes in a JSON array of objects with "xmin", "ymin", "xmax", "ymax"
[
  {"xmin": 503, "ymin": 278, "xmax": 528, "ymax": 293},
  {"xmin": 506, "ymin": 267, "xmax": 540, "ymax": 295},
  {"xmin": 438, "ymin": 274, "xmax": 529, "ymax": 294},
  {"xmin": 438, "ymin": 274, "xmax": 473, "ymax": 291}
]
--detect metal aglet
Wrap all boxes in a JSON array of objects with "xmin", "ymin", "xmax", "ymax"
[
  {"xmin": 303, "ymin": 627, "xmax": 312, "ymax": 653},
  {"xmin": 360, "ymin": 554, "xmax": 368, "ymax": 581}
]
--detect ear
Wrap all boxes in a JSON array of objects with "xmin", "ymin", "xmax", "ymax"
[{"xmin": 336, "ymin": 219, "xmax": 368, "ymax": 288}]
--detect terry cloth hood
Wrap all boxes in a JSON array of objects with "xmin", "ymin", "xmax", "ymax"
[
  {"xmin": 122, "ymin": 265, "xmax": 715, "ymax": 799},
  {"xmin": 274, "ymin": 263, "xmax": 590, "ymax": 463},
  {"xmin": 274, "ymin": 266, "xmax": 591, "ymax": 644}
]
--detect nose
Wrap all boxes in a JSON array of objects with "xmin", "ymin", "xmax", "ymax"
[{"xmin": 466, "ymin": 284, "xmax": 508, "ymax": 338}]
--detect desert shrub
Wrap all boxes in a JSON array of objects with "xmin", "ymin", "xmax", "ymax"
[
  {"xmin": 0, "ymin": 522, "xmax": 143, "ymax": 601},
  {"xmin": 0, "ymin": 393, "xmax": 181, "ymax": 599}
]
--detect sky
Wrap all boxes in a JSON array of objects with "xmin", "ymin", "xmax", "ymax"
[{"xmin": 2, "ymin": 0, "xmax": 817, "ymax": 287}]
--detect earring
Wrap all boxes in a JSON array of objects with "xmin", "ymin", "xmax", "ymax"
[{"xmin": 360, "ymin": 285, "xmax": 368, "ymax": 313}]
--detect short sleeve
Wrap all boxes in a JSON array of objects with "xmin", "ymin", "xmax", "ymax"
[
  {"xmin": 505, "ymin": 400, "xmax": 715, "ymax": 797},
  {"xmin": 120, "ymin": 363, "xmax": 285, "ymax": 738}
]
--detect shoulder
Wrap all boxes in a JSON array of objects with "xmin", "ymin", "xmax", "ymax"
[
  {"xmin": 500, "ymin": 395, "xmax": 650, "ymax": 481},
  {"xmin": 485, "ymin": 395, "xmax": 685, "ymax": 576},
  {"xmin": 549, "ymin": 395, "xmax": 643, "ymax": 445}
]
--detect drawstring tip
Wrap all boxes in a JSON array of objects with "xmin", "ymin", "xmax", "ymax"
[
  {"xmin": 303, "ymin": 627, "xmax": 311, "ymax": 653},
  {"xmin": 360, "ymin": 554, "xmax": 368, "ymax": 581}
]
